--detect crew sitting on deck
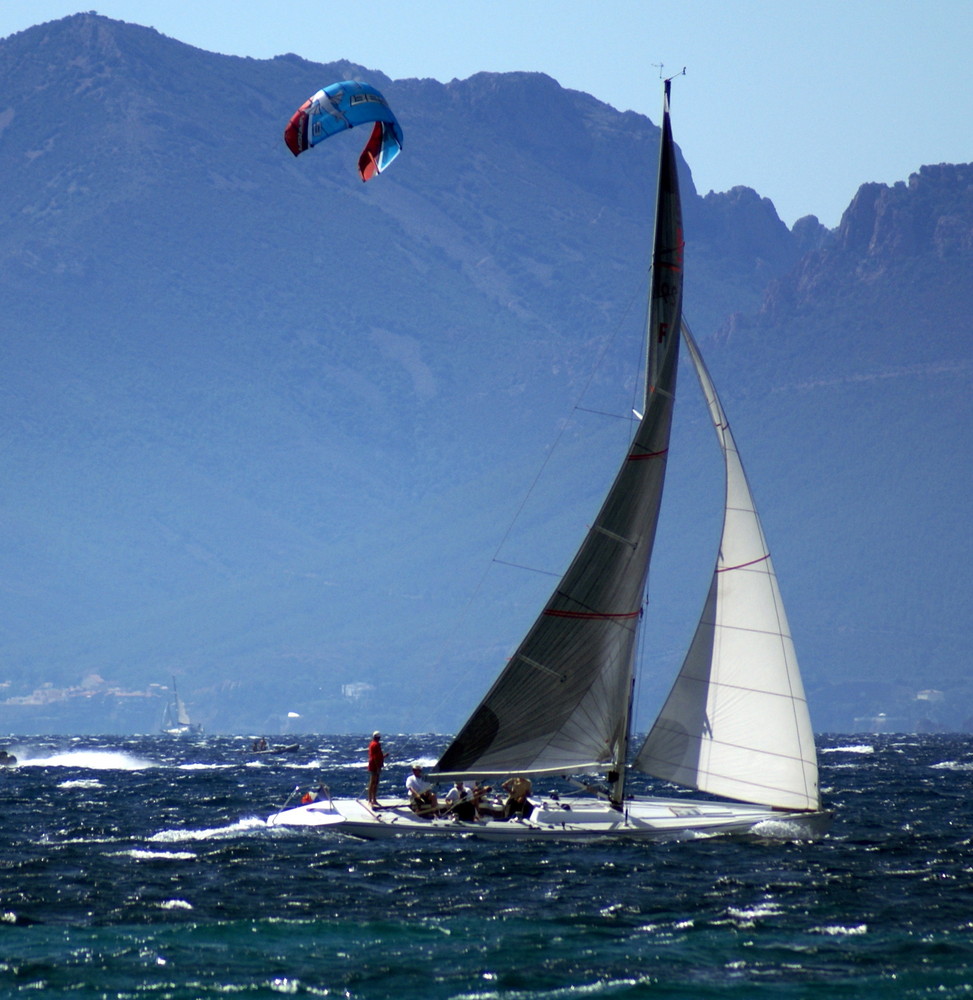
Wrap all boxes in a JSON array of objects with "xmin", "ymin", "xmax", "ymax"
[
  {"xmin": 502, "ymin": 775, "xmax": 533, "ymax": 819},
  {"xmin": 405, "ymin": 763, "xmax": 438, "ymax": 814},
  {"xmin": 444, "ymin": 780, "xmax": 478, "ymax": 821},
  {"xmin": 472, "ymin": 781, "xmax": 502, "ymax": 818}
]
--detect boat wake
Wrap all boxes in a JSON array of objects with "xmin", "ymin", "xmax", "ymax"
[{"xmin": 148, "ymin": 817, "xmax": 267, "ymax": 843}]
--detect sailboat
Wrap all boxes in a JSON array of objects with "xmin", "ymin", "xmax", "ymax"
[
  {"xmin": 269, "ymin": 80, "xmax": 830, "ymax": 841},
  {"xmin": 160, "ymin": 677, "xmax": 202, "ymax": 737}
]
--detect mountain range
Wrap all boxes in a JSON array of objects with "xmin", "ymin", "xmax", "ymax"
[{"xmin": 1, "ymin": 14, "xmax": 971, "ymax": 735}]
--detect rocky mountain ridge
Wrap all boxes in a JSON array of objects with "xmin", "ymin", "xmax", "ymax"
[{"xmin": 1, "ymin": 14, "xmax": 971, "ymax": 734}]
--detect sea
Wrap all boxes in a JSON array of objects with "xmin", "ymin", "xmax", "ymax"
[{"xmin": 1, "ymin": 732, "xmax": 972, "ymax": 999}]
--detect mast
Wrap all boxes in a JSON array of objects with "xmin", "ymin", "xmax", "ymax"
[
  {"xmin": 607, "ymin": 75, "xmax": 685, "ymax": 805},
  {"xmin": 434, "ymin": 81, "xmax": 683, "ymax": 800}
]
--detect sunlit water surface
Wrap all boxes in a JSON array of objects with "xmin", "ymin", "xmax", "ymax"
[{"xmin": 1, "ymin": 733, "xmax": 972, "ymax": 998}]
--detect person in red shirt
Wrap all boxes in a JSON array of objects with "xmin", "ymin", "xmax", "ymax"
[{"xmin": 367, "ymin": 731, "xmax": 386, "ymax": 806}]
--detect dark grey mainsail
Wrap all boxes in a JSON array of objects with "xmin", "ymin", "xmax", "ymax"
[{"xmin": 435, "ymin": 80, "xmax": 685, "ymax": 803}]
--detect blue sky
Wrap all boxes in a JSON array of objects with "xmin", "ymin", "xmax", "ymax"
[{"xmin": 2, "ymin": 0, "xmax": 971, "ymax": 227}]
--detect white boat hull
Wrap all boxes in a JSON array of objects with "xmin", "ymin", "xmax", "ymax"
[{"xmin": 267, "ymin": 795, "xmax": 832, "ymax": 842}]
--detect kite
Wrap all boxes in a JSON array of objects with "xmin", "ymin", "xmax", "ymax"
[{"xmin": 283, "ymin": 80, "xmax": 403, "ymax": 181}]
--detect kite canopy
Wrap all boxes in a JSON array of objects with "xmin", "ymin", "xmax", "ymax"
[{"xmin": 283, "ymin": 80, "xmax": 403, "ymax": 181}]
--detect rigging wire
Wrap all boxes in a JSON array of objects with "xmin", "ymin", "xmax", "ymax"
[{"xmin": 419, "ymin": 277, "xmax": 651, "ymax": 732}]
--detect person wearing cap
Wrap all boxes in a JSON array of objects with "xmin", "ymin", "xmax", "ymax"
[
  {"xmin": 366, "ymin": 731, "xmax": 386, "ymax": 806},
  {"xmin": 405, "ymin": 763, "xmax": 438, "ymax": 814}
]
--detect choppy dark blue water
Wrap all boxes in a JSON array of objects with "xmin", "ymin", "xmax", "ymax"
[{"xmin": 1, "ymin": 733, "xmax": 972, "ymax": 998}]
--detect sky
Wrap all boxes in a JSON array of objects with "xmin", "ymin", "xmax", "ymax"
[{"xmin": 2, "ymin": 0, "xmax": 971, "ymax": 228}]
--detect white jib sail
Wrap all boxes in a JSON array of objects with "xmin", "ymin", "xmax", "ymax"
[{"xmin": 636, "ymin": 324, "xmax": 820, "ymax": 812}]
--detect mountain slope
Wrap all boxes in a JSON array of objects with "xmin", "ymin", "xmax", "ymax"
[{"xmin": 1, "ymin": 14, "xmax": 971, "ymax": 734}]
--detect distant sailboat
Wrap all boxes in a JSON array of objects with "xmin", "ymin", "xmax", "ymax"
[
  {"xmin": 161, "ymin": 677, "xmax": 201, "ymax": 737},
  {"xmin": 269, "ymin": 80, "xmax": 830, "ymax": 840}
]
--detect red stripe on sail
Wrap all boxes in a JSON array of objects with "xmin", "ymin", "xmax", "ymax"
[
  {"xmin": 543, "ymin": 609, "xmax": 640, "ymax": 620},
  {"xmin": 718, "ymin": 554, "xmax": 770, "ymax": 573},
  {"xmin": 627, "ymin": 448, "xmax": 668, "ymax": 462}
]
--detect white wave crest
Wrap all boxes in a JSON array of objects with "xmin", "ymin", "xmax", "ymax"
[
  {"xmin": 16, "ymin": 750, "xmax": 157, "ymax": 770},
  {"xmin": 727, "ymin": 903, "xmax": 782, "ymax": 922},
  {"xmin": 113, "ymin": 850, "xmax": 197, "ymax": 861}
]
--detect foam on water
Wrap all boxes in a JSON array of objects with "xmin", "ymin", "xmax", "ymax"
[
  {"xmin": 147, "ymin": 816, "xmax": 268, "ymax": 843},
  {"xmin": 404, "ymin": 755, "xmax": 439, "ymax": 768},
  {"xmin": 726, "ymin": 902, "xmax": 784, "ymax": 922},
  {"xmin": 113, "ymin": 850, "xmax": 198, "ymax": 861},
  {"xmin": 1, "ymin": 732, "xmax": 972, "ymax": 1000},
  {"xmin": 14, "ymin": 749, "xmax": 157, "ymax": 769},
  {"xmin": 930, "ymin": 759, "xmax": 973, "ymax": 770}
]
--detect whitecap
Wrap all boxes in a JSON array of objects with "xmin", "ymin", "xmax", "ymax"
[
  {"xmin": 158, "ymin": 899, "xmax": 193, "ymax": 910},
  {"xmin": 820, "ymin": 745, "xmax": 874, "ymax": 754},
  {"xmin": 57, "ymin": 778, "xmax": 104, "ymax": 789},
  {"xmin": 727, "ymin": 903, "xmax": 782, "ymax": 921},
  {"xmin": 812, "ymin": 924, "xmax": 868, "ymax": 935},
  {"xmin": 403, "ymin": 756, "xmax": 439, "ymax": 769},
  {"xmin": 112, "ymin": 850, "xmax": 197, "ymax": 861},
  {"xmin": 15, "ymin": 750, "xmax": 156, "ymax": 770}
]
